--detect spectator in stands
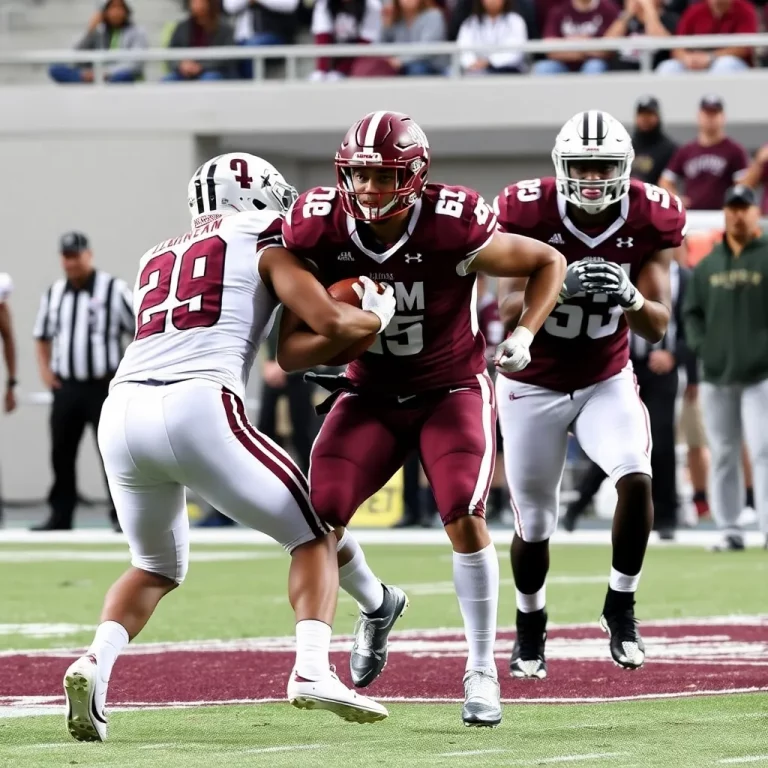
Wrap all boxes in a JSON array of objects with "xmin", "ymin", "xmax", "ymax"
[
  {"xmin": 448, "ymin": 0, "xmax": 537, "ymax": 41},
  {"xmin": 165, "ymin": 0, "xmax": 238, "ymax": 81},
  {"xmin": 630, "ymin": 96, "xmax": 678, "ymax": 185},
  {"xmin": 741, "ymin": 144, "xmax": 768, "ymax": 216},
  {"xmin": 49, "ymin": 0, "xmax": 147, "ymax": 84},
  {"xmin": 683, "ymin": 184, "xmax": 768, "ymax": 551},
  {"xmin": 532, "ymin": 0, "xmax": 619, "ymax": 75},
  {"xmin": 456, "ymin": 0, "xmax": 528, "ymax": 74},
  {"xmin": 382, "ymin": 0, "xmax": 448, "ymax": 75},
  {"xmin": 660, "ymin": 95, "xmax": 749, "ymax": 210},
  {"xmin": 224, "ymin": 0, "xmax": 298, "ymax": 47},
  {"xmin": 656, "ymin": 0, "xmax": 758, "ymax": 73},
  {"xmin": 310, "ymin": 0, "xmax": 383, "ymax": 79},
  {"xmin": 604, "ymin": 0, "xmax": 678, "ymax": 71}
]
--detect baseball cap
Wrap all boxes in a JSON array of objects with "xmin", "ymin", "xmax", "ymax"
[
  {"xmin": 636, "ymin": 96, "xmax": 660, "ymax": 114},
  {"xmin": 724, "ymin": 184, "xmax": 757, "ymax": 207},
  {"xmin": 700, "ymin": 94, "xmax": 724, "ymax": 112},
  {"xmin": 60, "ymin": 231, "xmax": 89, "ymax": 254}
]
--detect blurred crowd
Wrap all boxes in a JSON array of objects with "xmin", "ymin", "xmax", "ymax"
[{"xmin": 48, "ymin": 0, "xmax": 768, "ymax": 84}]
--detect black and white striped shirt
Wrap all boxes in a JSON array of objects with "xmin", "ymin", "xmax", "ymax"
[
  {"xmin": 33, "ymin": 270, "xmax": 134, "ymax": 381},
  {"xmin": 629, "ymin": 260, "xmax": 680, "ymax": 360}
]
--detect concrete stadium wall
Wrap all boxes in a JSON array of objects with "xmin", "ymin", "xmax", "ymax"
[{"xmin": 0, "ymin": 72, "xmax": 765, "ymax": 501}]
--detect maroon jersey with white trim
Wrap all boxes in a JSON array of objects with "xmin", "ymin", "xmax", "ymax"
[
  {"xmin": 494, "ymin": 177, "xmax": 687, "ymax": 392},
  {"xmin": 283, "ymin": 183, "xmax": 497, "ymax": 394}
]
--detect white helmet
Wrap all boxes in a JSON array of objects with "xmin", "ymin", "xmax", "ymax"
[
  {"xmin": 187, "ymin": 153, "xmax": 297, "ymax": 224},
  {"xmin": 552, "ymin": 110, "xmax": 634, "ymax": 214}
]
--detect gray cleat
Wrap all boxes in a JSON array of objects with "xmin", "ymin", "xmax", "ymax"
[
  {"xmin": 462, "ymin": 670, "xmax": 502, "ymax": 728},
  {"xmin": 350, "ymin": 585, "xmax": 409, "ymax": 688}
]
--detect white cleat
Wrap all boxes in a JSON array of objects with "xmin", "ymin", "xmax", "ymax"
[
  {"xmin": 63, "ymin": 655, "xmax": 108, "ymax": 742},
  {"xmin": 287, "ymin": 666, "xmax": 389, "ymax": 724},
  {"xmin": 462, "ymin": 669, "xmax": 502, "ymax": 728}
]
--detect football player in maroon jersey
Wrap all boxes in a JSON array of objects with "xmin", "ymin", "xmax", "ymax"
[
  {"xmin": 277, "ymin": 110, "xmax": 566, "ymax": 727},
  {"xmin": 493, "ymin": 110, "xmax": 687, "ymax": 680}
]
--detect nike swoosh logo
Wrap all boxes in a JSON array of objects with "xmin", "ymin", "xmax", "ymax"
[
  {"xmin": 509, "ymin": 393, "xmax": 529, "ymax": 401},
  {"xmin": 397, "ymin": 395, "xmax": 417, "ymax": 403},
  {"xmin": 448, "ymin": 387, "xmax": 471, "ymax": 394}
]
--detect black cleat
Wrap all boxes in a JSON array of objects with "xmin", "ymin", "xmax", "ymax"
[
  {"xmin": 509, "ymin": 609, "xmax": 548, "ymax": 679},
  {"xmin": 600, "ymin": 589, "xmax": 645, "ymax": 670}
]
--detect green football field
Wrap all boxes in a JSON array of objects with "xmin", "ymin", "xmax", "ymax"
[{"xmin": 0, "ymin": 534, "xmax": 766, "ymax": 767}]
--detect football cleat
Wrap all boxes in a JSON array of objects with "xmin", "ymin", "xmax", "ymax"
[
  {"xmin": 462, "ymin": 670, "xmax": 502, "ymax": 728},
  {"xmin": 709, "ymin": 534, "xmax": 745, "ymax": 552},
  {"xmin": 509, "ymin": 609, "xmax": 548, "ymax": 680},
  {"xmin": 63, "ymin": 655, "xmax": 108, "ymax": 742},
  {"xmin": 287, "ymin": 666, "xmax": 388, "ymax": 724},
  {"xmin": 600, "ymin": 590, "xmax": 646, "ymax": 670},
  {"xmin": 350, "ymin": 584, "xmax": 409, "ymax": 688}
]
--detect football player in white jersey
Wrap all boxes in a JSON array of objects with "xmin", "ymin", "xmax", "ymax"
[{"xmin": 63, "ymin": 154, "xmax": 397, "ymax": 742}]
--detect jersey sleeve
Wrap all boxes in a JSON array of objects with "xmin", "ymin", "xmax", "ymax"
[
  {"xmin": 648, "ymin": 191, "xmax": 688, "ymax": 249},
  {"xmin": 492, "ymin": 180, "xmax": 546, "ymax": 235},
  {"xmin": 282, "ymin": 187, "xmax": 337, "ymax": 256},
  {"xmin": 446, "ymin": 186, "xmax": 498, "ymax": 276},
  {"xmin": 253, "ymin": 212, "xmax": 285, "ymax": 256}
]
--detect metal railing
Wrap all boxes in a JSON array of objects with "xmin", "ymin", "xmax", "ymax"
[{"xmin": 0, "ymin": 33, "xmax": 766, "ymax": 80}]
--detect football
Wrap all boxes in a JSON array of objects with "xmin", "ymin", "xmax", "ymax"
[{"xmin": 324, "ymin": 277, "xmax": 379, "ymax": 367}]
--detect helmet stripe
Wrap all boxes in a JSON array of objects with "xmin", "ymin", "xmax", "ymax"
[
  {"xmin": 581, "ymin": 111, "xmax": 590, "ymax": 146},
  {"xmin": 193, "ymin": 162, "xmax": 205, "ymax": 214},
  {"xmin": 595, "ymin": 111, "xmax": 604, "ymax": 146},
  {"xmin": 363, "ymin": 110, "xmax": 387, "ymax": 148},
  {"xmin": 206, "ymin": 160, "xmax": 218, "ymax": 211}
]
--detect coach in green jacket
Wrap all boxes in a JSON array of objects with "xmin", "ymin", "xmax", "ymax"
[{"xmin": 683, "ymin": 184, "xmax": 768, "ymax": 551}]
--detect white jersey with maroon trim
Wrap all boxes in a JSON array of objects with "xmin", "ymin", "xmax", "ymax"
[{"xmin": 113, "ymin": 211, "xmax": 283, "ymax": 399}]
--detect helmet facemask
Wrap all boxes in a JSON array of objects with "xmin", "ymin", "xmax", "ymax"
[
  {"xmin": 553, "ymin": 152, "xmax": 633, "ymax": 214},
  {"xmin": 336, "ymin": 158, "xmax": 425, "ymax": 222}
]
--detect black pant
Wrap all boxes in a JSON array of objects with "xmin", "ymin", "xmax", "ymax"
[
  {"xmin": 571, "ymin": 364, "xmax": 679, "ymax": 529},
  {"xmin": 256, "ymin": 373, "xmax": 317, "ymax": 473},
  {"xmin": 48, "ymin": 379, "xmax": 116, "ymax": 528},
  {"xmin": 635, "ymin": 362, "xmax": 679, "ymax": 529}
]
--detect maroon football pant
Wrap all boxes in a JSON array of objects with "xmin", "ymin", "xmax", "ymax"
[{"xmin": 309, "ymin": 376, "xmax": 497, "ymax": 528}]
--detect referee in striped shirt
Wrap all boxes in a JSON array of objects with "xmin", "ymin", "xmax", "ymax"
[{"xmin": 32, "ymin": 231, "xmax": 134, "ymax": 531}]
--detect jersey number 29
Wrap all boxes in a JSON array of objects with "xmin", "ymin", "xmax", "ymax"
[{"xmin": 135, "ymin": 235, "xmax": 227, "ymax": 340}]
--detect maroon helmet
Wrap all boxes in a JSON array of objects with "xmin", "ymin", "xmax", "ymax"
[{"xmin": 335, "ymin": 111, "xmax": 430, "ymax": 222}]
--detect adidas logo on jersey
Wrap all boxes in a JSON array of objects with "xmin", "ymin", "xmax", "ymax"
[
  {"xmin": 337, "ymin": 251, "xmax": 354, "ymax": 261},
  {"xmin": 548, "ymin": 233, "xmax": 565, "ymax": 245}
]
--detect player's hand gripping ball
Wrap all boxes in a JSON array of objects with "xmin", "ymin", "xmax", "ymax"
[{"xmin": 323, "ymin": 277, "xmax": 391, "ymax": 366}]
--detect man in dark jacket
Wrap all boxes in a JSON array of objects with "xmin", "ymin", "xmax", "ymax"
[
  {"xmin": 631, "ymin": 96, "xmax": 678, "ymax": 186},
  {"xmin": 683, "ymin": 184, "xmax": 768, "ymax": 551},
  {"xmin": 165, "ymin": 0, "xmax": 238, "ymax": 81}
]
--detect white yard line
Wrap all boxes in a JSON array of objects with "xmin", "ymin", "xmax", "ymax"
[
  {"xmin": 439, "ymin": 752, "xmax": 625, "ymax": 764},
  {"xmin": 2, "ymin": 614, "xmax": 765, "ymax": 658},
  {"xmin": 1, "ymin": 528, "xmax": 766, "ymax": 548},
  {"xmin": 718, "ymin": 758, "xmax": 768, "ymax": 765},
  {"xmin": 510, "ymin": 755, "xmax": 626, "ymax": 765}
]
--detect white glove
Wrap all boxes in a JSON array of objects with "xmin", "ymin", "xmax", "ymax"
[
  {"xmin": 558, "ymin": 260, "xmax": 586, "ymax": 304},
  {"xmin": 494, "ymin": 326, "xmax": 534, "ymax": 373},
  {"xmin": 574, "ymin": 259, "xmax": 645, "ymax": 312},
  {"xmin": 352, "ymin": 276, "xmax": 396, "ymax": 333}
]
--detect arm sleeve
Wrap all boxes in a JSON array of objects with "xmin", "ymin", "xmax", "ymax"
[
  {"xmin": 359, "ymin": 0, "xmax": 383, "ymax": 42},
  {"xmin": 456, "ymin": 20, "xmax": 477, "ymax": 69}
]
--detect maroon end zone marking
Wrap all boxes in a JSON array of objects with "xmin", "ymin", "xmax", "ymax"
[{"xmin": 1, "ymin": 620, "xmax": 766, "ymax": 708}]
